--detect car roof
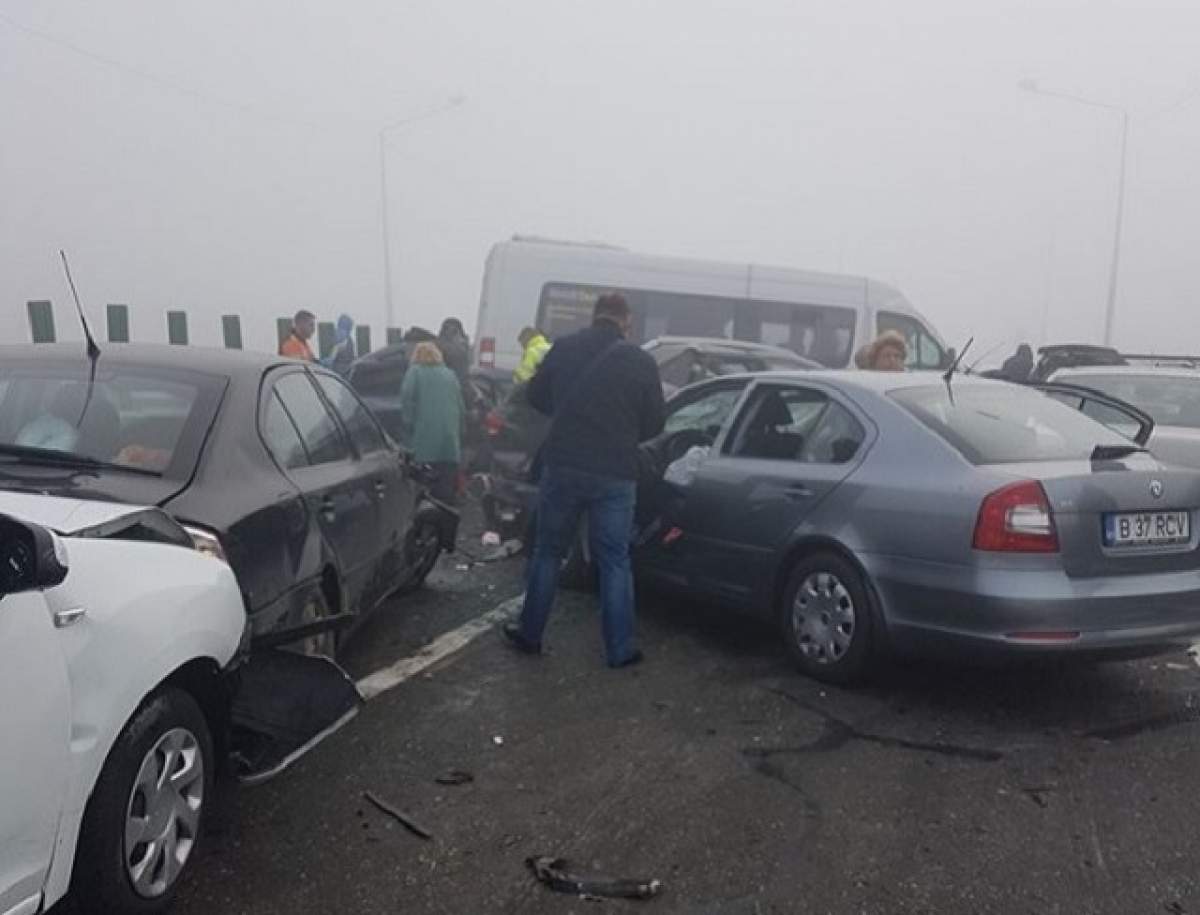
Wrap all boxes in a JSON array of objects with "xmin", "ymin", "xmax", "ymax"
[
  {"xmin": 694, "ymin": 368, "xmax": 1006, "ymax": 395},
  {"xmin": 1039, "ymin": 344, "xmax": 1121, "ymax": 354},
  {"xmin": 0, "ymin": 343, "xmax": 302, "ymax": 378},
  {"xmin": 1053, "ymin": 365, "xmax": 1200, "ymax": 381},
  {"xmin": 645, "ymin": 336, "xmax": 809, "ymax": 359}
]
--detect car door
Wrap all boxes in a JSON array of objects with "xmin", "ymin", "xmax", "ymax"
[
  {"xmin": 271, "ymin": 370, "xmax": 378, "ymax": 616},
  {"xmin": 678, "ymin": 381, "xmax": 869, "ymax": 604},
  {"xmin": 636, "ymin": 379, "xmax": 751, "ymax": 582},
  {"xmin": 0, "ymin": 589, "xmax": 70, "ymax": 915},
  {"xmin": 311, "ymin": 371, "xmax": 417, "ymax": 605}
]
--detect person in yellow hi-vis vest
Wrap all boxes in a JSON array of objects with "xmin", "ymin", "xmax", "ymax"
[{"xmin": 513, "ymin": 327, "xmax": 551, "ymax": 383}]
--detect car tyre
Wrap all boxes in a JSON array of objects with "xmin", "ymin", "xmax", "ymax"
[
  {"xmin": 72, "ymin": 688, "xmax": 214, "ymax": 915},
  {"xmin": 779, "ymin": 552, "xmax": 878, "ymax": 685}
]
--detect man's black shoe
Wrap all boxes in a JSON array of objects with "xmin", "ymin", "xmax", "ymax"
[
  {"xmin": 502, "ymin": 623, "xmax": 542, "ymax": 656},
  {"xmin": 609, "ymin": 650, "xmax": 644, "ymax": 670}
]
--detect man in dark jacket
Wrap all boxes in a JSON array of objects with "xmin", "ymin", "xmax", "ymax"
[
  {"xmin": 437, "ymin": 317, "xmax": 472, "ymax": 386},
  {"xmin": 504, "ymin": 293, "xmax": 665, "ymax": 667}
]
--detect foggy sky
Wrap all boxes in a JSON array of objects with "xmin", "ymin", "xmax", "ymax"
[{"xmin": 2, "ymin": 0, "xmax": 1198, "ymax": 358}]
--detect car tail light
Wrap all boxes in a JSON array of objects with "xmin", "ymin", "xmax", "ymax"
[
  {"xmin": 183, "ymin": 524, "xmax": 230, "ymax": 565},
  {"xmin": 480, "ymin": 336, "xmax": 496, "ymax": 368},
  {"xmin": 973, "ymin": 481, "xmax": 1059, "ymax": 553},
  {"xmin": 484, "ymin": 410, "xmax": 504, "ymax": 437}
]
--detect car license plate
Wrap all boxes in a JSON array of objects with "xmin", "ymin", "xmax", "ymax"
[{"xmin": 1103, "ymin": 510, "xmax": 1191, "ymax": 547}]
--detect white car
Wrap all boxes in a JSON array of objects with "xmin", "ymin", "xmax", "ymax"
[{"xmin": 0, "ymin": 494, "xmax": 362, "ymax": 915}]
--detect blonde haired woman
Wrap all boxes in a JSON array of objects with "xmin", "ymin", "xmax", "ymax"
[{"xmin": 400, "ymin": 341, "xmax": 465, "ymax": 503}]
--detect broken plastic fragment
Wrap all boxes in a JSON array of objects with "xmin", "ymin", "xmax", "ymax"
[
  {"xmin": 435, "ymin": 769, "xmax": 475, "ymax": 786},
  {"xmin": 527, "ymin": 856, "xmax": 663, "ymax": 900},
  {"xmin": 362, "ymin": 791, "xmax": 432, "ymax": 840}
]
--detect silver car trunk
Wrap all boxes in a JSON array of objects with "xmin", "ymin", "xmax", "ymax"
[{"xmin": 1001, "ymin": 457, "xmax": 1200, "ymax": 578}]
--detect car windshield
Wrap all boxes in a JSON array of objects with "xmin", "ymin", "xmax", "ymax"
[
  {"xmin": 1063, "ymin": 373, "xmax": 1200, "ymax": 429},
  {"xmin": 0, "ymin": 364, "xmax": 211, "ymax": 475},
  {"xmin": 891, "ymin": 383, "xmax": 1132, "ymax": 465}
]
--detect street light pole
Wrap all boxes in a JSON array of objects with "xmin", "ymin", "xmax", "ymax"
[
  {"xmin": 379, "ymin": 129, "xmax": 396, "ymax": 332},
  {"xmin": 378, "ymin": 95, "xmax": 465, "ymax": 334},
  {"xmin": 1103, "ymin": 110, "xmax": 1129, "ymax": 348},
  {"xmin": 1019, "ymin": 80, "xmax": 1129, "ymax": 347}
]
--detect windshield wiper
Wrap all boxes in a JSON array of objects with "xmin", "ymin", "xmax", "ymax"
[
  {"xmin": 1091, "ymin": 443, "xmax": 1147, "ymax": 462},
  {"xmin": 0, "ymin": 443, "xmax": 161, "ymax": 477}
]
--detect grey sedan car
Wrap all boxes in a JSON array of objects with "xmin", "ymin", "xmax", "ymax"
[
  {"xmin": 635, "ymin": 371, "xmax": 1200, "ymax": 683},
  {"xmin": 1050, "ymin": 366, "xmax": 1200, "ymax": 470}
]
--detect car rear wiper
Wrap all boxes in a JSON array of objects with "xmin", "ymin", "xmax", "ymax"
[
  {"xmin": 1091, "ymin": 443, "xmax": 1147, "ymax": 461},
  {"xmin": 0, "ymin": 443, "xmax": 161, "ymax": 477}
]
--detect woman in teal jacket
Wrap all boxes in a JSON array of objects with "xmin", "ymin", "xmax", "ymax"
[{"xmin": 400, "ymin": 341, "xmax": 465, "ymax": 504}]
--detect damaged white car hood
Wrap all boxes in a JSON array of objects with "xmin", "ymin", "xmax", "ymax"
[{"xmin": 0, "ymin": 491, "xmax": 152, "ymax": 534}]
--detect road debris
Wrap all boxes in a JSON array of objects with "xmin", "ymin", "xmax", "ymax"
[
  {"xmin": 526, "ymin": 856, "xmax": 664, "ymax": 900},
  {"xmin": 363, "ymin": 791, "xmax": 433, "ymax": 840},
  {"xmin": 482, "ymin": 531, "xmax": 502, "ymax": 547},
  {"xmin": 493, "ymin": 735, "xmax": 505, "ymax": 747},
  {"xmin": 435, "ymin": 769, "xmax": 475, "ymax": 786},
  {"xmin": 1022, "ymin": 786, "xmax": 1054, "ymax": 808}
]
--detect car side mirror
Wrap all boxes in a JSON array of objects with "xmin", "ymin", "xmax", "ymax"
[{"xmin": 0, "ymin": 514, "xmax": 69, "ymax": 597}]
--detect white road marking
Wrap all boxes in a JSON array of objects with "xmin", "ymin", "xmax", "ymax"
[{"xmin": 356, "ymin": 594, "xmax": 523, "ymax": 700}]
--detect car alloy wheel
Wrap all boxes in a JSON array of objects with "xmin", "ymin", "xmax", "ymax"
[
  {"xmin": 124, "ymin": 727, "xmax": 205, "ymax": 899},
  {"xmin": 791, "ymin": 571, "xmax": 856, "ymax": 664}
]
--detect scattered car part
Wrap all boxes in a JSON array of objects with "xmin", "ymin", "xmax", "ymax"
[
  {"xmin": 526, "ymin": 856, "xmax": 664, "ymax": 900},
  {"xmin": 363, "ymin": 791, "xmax": 433, "ymax": 840}
]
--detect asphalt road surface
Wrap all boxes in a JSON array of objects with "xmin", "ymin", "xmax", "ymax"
[{"xmin": 56, "ymin": 524, "xmax": 1200, "ymax": 915}]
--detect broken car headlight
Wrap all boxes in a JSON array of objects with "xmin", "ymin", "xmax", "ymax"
[{"xmin": 182, "ymin": 524, "xmax": 229, "ymax": 565}]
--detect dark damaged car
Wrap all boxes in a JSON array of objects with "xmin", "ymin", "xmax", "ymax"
[
  {"xmin": 0, "ymin": 344, "xmax": 458, "ymax": 774},
  {"xmin": 0, "ymin": 344, "xmax": 457, "ymax": 646}
]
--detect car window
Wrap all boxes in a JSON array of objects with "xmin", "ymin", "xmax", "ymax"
[
  {"xmin": 1063, "ymin": 373, "xmax": 1200, "ymax": 429},
  {"xmin": 800, "ymin": 401, "xmax": 866, "ymax": 464},
  {"xmin": 0, "ymin": 367, "xmax": 206, "ymax": 474},
  {"xmin": 729, "ymin": 386, "xmax": 830, "ymax": 460},
  {"xmin": 664, "ymin": 384, "xmax": 746, "ymax": 437},
  {"xmin": 262, "ymin": 390, "xmax": 309, "ymax": 470},
  {"xmin": 659, "ymin": 352, "xmax": 698, "ymax": 390},
  {"xmin": 313, "ymin": 372, "xmax": 388, "ymax": 455},
  {"xmin": 1042, "ymin": 390, "xmax": 1143, "ymax": 441},
  {"xmin": 877, "ymin": 312, "xmax": 947, "ymax": 371},
  {"xmin": 273, "ymin": 373, "xmax": 350, "ymax": 466},
  {"xmin": 539, "ymin": 283, "xmax": 855, "ymax": 367},
  {"xmin": 891, "ymin": 384, "xmax": 1134, "ymax": 465}
]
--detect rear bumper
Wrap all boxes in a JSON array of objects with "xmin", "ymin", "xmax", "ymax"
[{"xmin": 862, "ymin": 553, "xmax": 1200, "ymax": 657}]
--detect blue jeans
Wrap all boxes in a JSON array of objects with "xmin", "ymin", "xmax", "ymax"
[{"xmin": 518, "ymin": 465, "xmax": 638, "ymax": 666}]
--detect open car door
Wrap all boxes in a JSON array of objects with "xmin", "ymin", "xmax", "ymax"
[{"xmin": 1032, "ymin": 382, "xmax": 1155, "ymax": 446}]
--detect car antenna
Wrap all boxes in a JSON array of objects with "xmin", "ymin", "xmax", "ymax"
[
  {"xmin": 59, "ymin": 249, "xmax": 102, "ymax": 426},
  {"xmin": 943, "ymin": 337, "xmax": 974, "ymax": 384}
]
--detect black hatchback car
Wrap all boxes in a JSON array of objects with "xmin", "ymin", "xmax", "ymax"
[{"xmin": 0, "ymin": 344, "xmax": 456, "ymax": 652}]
